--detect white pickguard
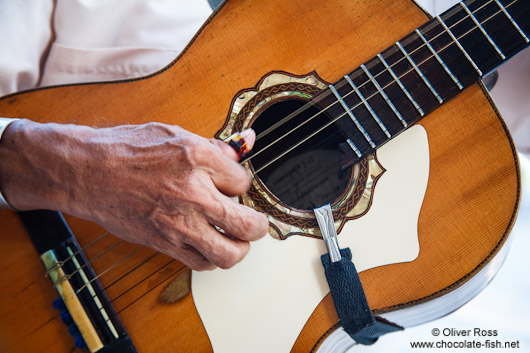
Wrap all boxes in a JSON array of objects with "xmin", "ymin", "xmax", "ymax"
[{"xmin": 192, "ymin": 125, "xmax": 430, "ymax": 353}]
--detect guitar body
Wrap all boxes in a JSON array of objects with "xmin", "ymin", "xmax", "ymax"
[{"xmin": 0, "ymin": 0, "xmax": 520, "ymax": 352}]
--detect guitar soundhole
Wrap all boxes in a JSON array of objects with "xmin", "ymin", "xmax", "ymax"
[{"xmin": 250, "ymin": 98, "xmax": 350, "ymax": 210}]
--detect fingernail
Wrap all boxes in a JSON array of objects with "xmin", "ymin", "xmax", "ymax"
[
  {"xmin": 239, "ymin": 128, "xmax": 253, "ymax": 138},
  {"xmin": 223, "ymin": 128, "xmax": 253, "ymax": 142}
]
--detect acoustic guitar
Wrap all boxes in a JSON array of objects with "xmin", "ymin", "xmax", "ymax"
[{"xmin": 0, "ymin": 0, "xmax": 528, "ymax": 352}]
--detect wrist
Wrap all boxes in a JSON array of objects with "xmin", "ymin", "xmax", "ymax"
[{"xmin": 0, "ymin": 119, "xmax": 94, "ymax": 213}]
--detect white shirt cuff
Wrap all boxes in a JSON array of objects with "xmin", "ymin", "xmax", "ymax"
[{"xmin": 0, "ymin": 117, "xmax": 20, "ymax": 209}]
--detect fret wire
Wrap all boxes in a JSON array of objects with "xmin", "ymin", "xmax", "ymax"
[
  {"xmin": 60, "ymin": 0, "xmax": 528, "ymax": 317},
  {"xmin": 494, "ymin": 0, "xmax": 529, "ymax": 43},
  {"xmin": 361, "ymin": 64, "xmax": 408, "ymax": 127},
  {"xmin": 244, "ymin": 0, "xmax": 520, "ymax": 170},
  {"xmin": 251, "ymin": 86, "xmax": 370, "ymax": 174},
  {"xmin": 343, "ymin": 75, "xmax": 391, "ymax": 138},
  {"xmin": 460, "ymin": 2, "xmax": 506, "ymax": 59},
  {"xmin": 393, "ymin": 0, "xmax": 501, "ymax": 53},
  {"xmin": 377, "ymin": 53, "xmax": 425, "ymax": 116},
  {"xmin": 346, "ymin": 138, "xmax": 362, "ymax": 158},
  {"xmin": 436, "ymin": 15, "xmax": 483, "ymax": 76},
  {"xmin": 250, "ymin": 0, "xmax": 507, "ymax": 147},
  {"xmin": 396, "ymin": 41, "xmax": 444, "ymax": 104},
  {"xmin": 415, "ymin": 29, "xmax": 463, "ymax": 90},
  {"xmin": 251, "ymin": 0, "xmax": 495, "ymax": 145},
  {"xmin": 254, "ymin": 0, "xmax": 519, "ymax": 173},
  {"xmin": 329, "ymin": 84, "xmax": 376, "ymax": 148}
]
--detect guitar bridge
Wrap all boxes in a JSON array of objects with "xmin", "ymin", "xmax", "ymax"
[{"xmin": 18, "ymin": 210, "xmax": 137, "ymax": 353}]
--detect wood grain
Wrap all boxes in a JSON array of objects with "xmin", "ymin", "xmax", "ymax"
[{"xmin": 0, "ymin": 0, "xmax": 519, "ymax": 352}]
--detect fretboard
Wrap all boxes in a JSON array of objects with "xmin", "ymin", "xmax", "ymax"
[{"xmin": 315, "ymin": 0, "xmax": 530, "ymax": 169}]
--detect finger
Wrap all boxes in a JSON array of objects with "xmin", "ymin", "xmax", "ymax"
[
  {"xmin": 185, "ymin": 224, "xmax": 251, "ymax": 269},
  {"xmin": 206, "ymin": 157, "xmax": 251, "ymax": 196},
  {"xmin": 204, "ymin": 192, "xmax": 269, "ymax": 242},
  {"xmin": 174, "ymin": 243, "xmax": 217, "ymax": 271},
  {"xmin": 140, "ymin": 229, "xmax": 217, "ymax": 271},
  {"xmin": 207, "ymin": 137, "xmax": 255, "ymax": 196}
]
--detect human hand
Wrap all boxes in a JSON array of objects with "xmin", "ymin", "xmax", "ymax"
[{"xmin": 0, "ymin": 120, "xmax": 269, "ymax": 270}]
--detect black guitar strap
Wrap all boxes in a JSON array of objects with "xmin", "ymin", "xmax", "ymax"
[
  {"xmin": 314, "ymin": 204, "xmax": 403, "ymax": 345},
  {"xmin": 321, "ymin": 248, "xmax": 403, "ymax": 345}
]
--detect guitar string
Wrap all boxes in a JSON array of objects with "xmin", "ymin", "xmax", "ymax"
[
  {"xmin": 56, "ymin": 131, "xmax": 341, "ymax": 288},
  {"xmin": 66, "ymin": 256, "xmax": 185, "ymax": 327},
  {"xmin": 249, "ymin": 1, "xmax": 515, "ymax": 175},
  {"xmin": 109, "ymin": 258, "xmax": 180, "ymax": 304},
  {"xmin": 241, "ymin": 0, "xmax": 509, "ymax": 170},
  {"xmin": 250, "ymin": 131, "xmax": 346, "ymax": 201},
  {"xmin": 59, "ymin": 245, "xmax": 176, "ymax": 311},
  {"xmin": 101, "ymin": 251, "xmax": 160, "ymax": 292},
  {"xmin": 45, "ymin": 232, "xmax": 111, "ymax": 277},
  {"xmin": 51, "ymin": 0, "xmax": 518, "ymax": 318},
  {"xmin": 105, "ymin": 0, "xmax": 520, "ymax": 320},
  {"xmin": 70, "ymin": 0, "xmax": 508, "ymax": 300},
  {"xmin": 248, "ymin": 0, "xmax": 494, "ymax": 145},
  {"xmin": 92, "ymin": 140, "xmax": 354, "ymax": 310},
  {"xmin": 51, "ymin": 0, "xmax": 501, "ymax": 285},
  {"xmin": 51, "ymin": 239, "xmax": 125, "ymax": 286},
  {"xmin": 75, "ymin": 245, "xmax": 145, "ymax": 294},
  {"xmin": 106, "ymin": 264, "xmax": 187, "ymax": 326},
  {"xmin": 246, "ymin": 0, "xmax": 503, "ymax": 152},
  {"xmin": 47, "ymin": 256, "xmax": 185, "ymax": 330}
]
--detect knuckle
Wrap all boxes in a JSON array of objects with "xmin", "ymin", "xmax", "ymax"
[
  {"xmin": 180, "ymin": 243, "xmax": 216, "ymax": 271},
  {"xmin": 142, "ymin": 122, "xmax": 177, "ymax": 138},
  {"xmin": 174, "ymin": 134, "xmax": 211, "ymax": 167},
  {"xmin": 191, "ymin": 260, "xmax": 216, "ymax": 271},
  {"xmin": 182, "ymin": 182, "xmax": 206, "ymax": 205},
  {"xmin": 234, "ymin": 210, "xmax": 268, "ymax": 241},
  {"xmin": 238, "ymin": 214, "xmax": 257, "ymax": 234},
  {"xmin": 183, "ymin": 143, "xmax": 205, "ymax": 166},
  {"xmin": 210, "ymin": 138, "xmax": 239, "ymax": 161},
  {"xmin": 216, "ymin": 245, "xmax": 248, "ymax": 269},
  {"xmin": 233, "ymin": 167, "xmax": 252, "ymax": 191}
]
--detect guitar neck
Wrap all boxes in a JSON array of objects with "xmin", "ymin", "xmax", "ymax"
[{"xmin": 317, "ymin": 0, "xmax": 530, "ymax": 168}]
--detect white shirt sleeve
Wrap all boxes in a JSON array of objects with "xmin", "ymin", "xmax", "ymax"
[
  {"xmin": 0, "ymin": 0, "xmax": 212, "ymax": 95},
  {"xmin": 0, "ymin": 1, "xmax": 55, "ymax": 96},
  {"xmin": 41, "ymin": 0, "xmax": 212, "ymax": 87}
]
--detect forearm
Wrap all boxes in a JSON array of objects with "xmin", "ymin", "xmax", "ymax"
[
  {"xmin": 0, "ymin": 120, "xmax": 191, "ymax": 217},
  {"xmin": 0, "ymin": 119, "xmax": 268, "ymax": 270}
]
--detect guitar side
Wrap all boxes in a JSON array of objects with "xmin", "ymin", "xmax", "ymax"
[{"xmin": 0, "ymin": 0, "xmax": 520, "ymax": 352}]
